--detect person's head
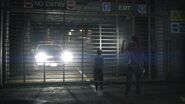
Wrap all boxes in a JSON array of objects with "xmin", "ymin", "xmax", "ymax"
[
  {"xmin": 131, "ymin": 35, "xmax": 140, "ymax": 47},
  {"xmin": 131, "ymin": 35, "xmax": 139, "ymax": 43},
  {"xmin": 127, "ymin": 42, "xmax": 137, "ymax": 51},
  {"xmin": 97, "ymin": 49, "xmax": 102, "ymax": 55}
]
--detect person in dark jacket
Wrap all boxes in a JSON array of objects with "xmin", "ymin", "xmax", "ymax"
[
  {"xmin": 124, "ymin": 36, "xmax": 144, "ymax": 103},
  {"xmin": 94, "ymin": 49, "xmax": 104, "ymax": 95}
]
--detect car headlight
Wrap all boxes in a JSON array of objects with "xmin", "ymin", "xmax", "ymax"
[
  {"xmin": 35, "ymin": 52, "xmax": 47, "ymax": 62},
  {"xmin": 61, "ymin": 51, "xmax": 73, "ymax": 63}
]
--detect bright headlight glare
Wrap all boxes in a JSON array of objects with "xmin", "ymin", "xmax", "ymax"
[
  {"xmin": 61, "ymin": 51, "xmax": 73, "ymax": 62},
  {"xmin": 35, "ymin": 52, "xmax": 47, "ymax": 62}
]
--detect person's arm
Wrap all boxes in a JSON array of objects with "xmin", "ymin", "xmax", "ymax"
[
  {"xmin": 94, "ymin": 56, "xmax": 96, "ymax": 70},
  {"xmin": 139, "ymin": 49, "xmax": 145, "ymax": 73},
  {"xmin": 102, "ymin": 56, "xmax": 104, "ymax": 69}
]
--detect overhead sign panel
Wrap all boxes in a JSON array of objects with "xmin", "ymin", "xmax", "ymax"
[
  {"xmin": 171, "ymin": 22, "xmax": 185, "ymax": 33},
  {"xmin": 24, "ymin": 0, "xmax": 66, "ymax": 9},
  {"xmin": 170, "ymin": 10, "xmax": 185, "ymax": 33},
  {"xmin": 23, "ymin": 0, "xmax": 149, "ymax": 16},
  {"xmin": 66, "ymin": 0, "xmax": 76, "ymax": 10},
  {"xmin": 137, "ymin": 4, "xmax": 147, "ymax": 14},
  {"xmin": 170, "ymin": 10, "xmax": 185, "ymax": 21},
  {"xmin": 171, "ymin": 22, "xmax": 180, "ymax": 33},
  {"xmin": 117, "ymin": 3, "xmax": 133, "ymax": 15},
  {"xmin": 24, "ymin": 0, "xmax": 33, "ymax": 8},
  {"xmin": 118, "ymin": 4, "xmax": 132, "ymax": 12},
  {"xmin": 102, "ymin": 2, "xmax": 111, "ymax": 12}
]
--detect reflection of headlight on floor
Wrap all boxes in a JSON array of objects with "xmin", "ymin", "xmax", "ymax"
[
  {"xmin": 35, "ymin": 52, "xmax": 47, "ymax": 62},
  {"xmin": 61, "ymin": 51, "xmax": 73, "ymax": 62}
]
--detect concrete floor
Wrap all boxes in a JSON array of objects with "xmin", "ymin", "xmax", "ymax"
[{"xmin": 0, "ymin": 82, "xmax": 185, "ymax": 104}]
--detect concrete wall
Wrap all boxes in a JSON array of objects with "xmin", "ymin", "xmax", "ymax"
[
  {"xmin": 171, "ymin": 36, "xmax": 185, "ymax": 81},
  {"xmin": 169, "ymin": 0, "xmax": 185, "ymax": 81},
  {"xmin": 0, "ymin": 0, "xmax": 3, "ymax": 87}
]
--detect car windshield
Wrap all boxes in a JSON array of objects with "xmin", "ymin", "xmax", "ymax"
[{"xmin": 37, "ymin": 45, "xmax": 61, "ymax": 53}]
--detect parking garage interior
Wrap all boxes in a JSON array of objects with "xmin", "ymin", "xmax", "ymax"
[
  {"xmin": 7, "ymin": 12, "xmax": 133, "ymax": 83},
  {"xmin": 0, "ymin": 0, "xmax": 185, "ymax": 104},
  {"xmin": 0, "ymin": 0, "xmax": 185, "ymax": 85}
]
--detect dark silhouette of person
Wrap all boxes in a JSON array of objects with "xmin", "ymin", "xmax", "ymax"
[
  {"xmin": 94, "ymin": 49, "xmax": 104, "ymax": 95},
  {"xmin": 124, "ymin": 36, "xmax": 144, "ymax": 103}
]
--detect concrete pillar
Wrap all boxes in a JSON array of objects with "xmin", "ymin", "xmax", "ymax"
[{"xmin": 0, "ymin": 0, "xmax": 3, "ymax": 87}]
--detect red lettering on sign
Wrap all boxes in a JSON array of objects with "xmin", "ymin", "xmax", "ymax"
[{"xmin": 24, "ymin": 0, "xmax": 33, "ymax": 8}]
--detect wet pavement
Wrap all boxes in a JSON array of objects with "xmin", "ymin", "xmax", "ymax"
[{"xmin": 0, "ymin": 82, "xmax": 185, "ymax": 104}]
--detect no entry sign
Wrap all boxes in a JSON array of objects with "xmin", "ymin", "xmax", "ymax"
[{"xmin": 24, "ymin": 0, "xmax": 33, "ymax": 8}]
